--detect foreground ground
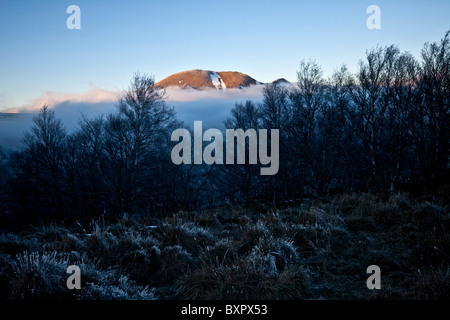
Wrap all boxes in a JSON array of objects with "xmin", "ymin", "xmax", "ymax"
[{"xmin": 1, "ymin": 188, "xmax": 449, "ymax": 300}]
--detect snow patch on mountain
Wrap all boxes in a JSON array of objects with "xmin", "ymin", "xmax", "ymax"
[{"xmin": 210, "ymin": 71, "xmax": 226, "ymax": 90}]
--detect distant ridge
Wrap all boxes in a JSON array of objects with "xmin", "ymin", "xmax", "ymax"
[{"xmin": 272, "ymin": 78, "xmax": 290, "ymax": 85}]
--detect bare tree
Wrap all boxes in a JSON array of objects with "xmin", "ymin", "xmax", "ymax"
[
  {"xmin": 318, "ymin": 65, "xmax": 357, "ymax": 193},
  {"xmin": 103, "ymin": 72, "xmax": 177, "ymax": 215},
  {"xmin": 351, "ymin": 45, "xmax": 400, "ymax": 189},
  {"xmin": 386, "ymin": 52, "xmax": 421, "ymax": 190},
  {"xmin": 289, "ymin": 59, "xmax": 326, "ymax": 196},
  {"xmin": 63, "ymin": 115, "xmax": 107, "ymax": 218},
  {"xmin": 417, "ymin": 31, "xmax": 450, "ymax": 179},
  {"xmin": 215, "ymin": 100, "xmax": 262, "ymax": 203},
  {"xmin": 17, "ymin": 105, "xmax": 68, "ymax": 220},
  {"xmin": 259, "ymin": 83, "xmax": 292, "ymax": 201}
]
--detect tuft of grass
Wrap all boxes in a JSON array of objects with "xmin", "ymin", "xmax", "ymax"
[{"xmin": 8, "ymin": 251, "xmax": 72, "ymax": 300}]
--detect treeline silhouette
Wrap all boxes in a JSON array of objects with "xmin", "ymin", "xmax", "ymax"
[{"xmin": 0, "ymin": 31, "xmax": 449, "ymax": 230}]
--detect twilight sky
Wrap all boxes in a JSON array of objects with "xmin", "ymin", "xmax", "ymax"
[{"xmin": 0, "ymin": 0, "xmax": 449, "ymax": 110}]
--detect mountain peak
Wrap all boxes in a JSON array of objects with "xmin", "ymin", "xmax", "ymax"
[{"xmin": 155, "ymin": 69, "xmax": 261, "ymax": 90}]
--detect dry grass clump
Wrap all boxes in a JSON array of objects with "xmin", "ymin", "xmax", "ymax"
[
  {"xmin": 7, "ymin": 251, "xmax": 71, "ymax": 300},
  {"xmin": 176, "ymin": 246, "xmax": 310, "ymax": 300}
]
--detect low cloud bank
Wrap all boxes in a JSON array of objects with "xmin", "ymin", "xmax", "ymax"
[
  {"xmin": 5, "ymin": 87, "xmax": 121, "ymax": 114},
  {"xmin": 0, "ymin": 86, "xmax": 265, "ymax": 151}
]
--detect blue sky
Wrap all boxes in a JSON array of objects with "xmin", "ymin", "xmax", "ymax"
[{"xmin": 0, "ymin": 0, "xmax": 449, "ymax": 110}]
